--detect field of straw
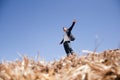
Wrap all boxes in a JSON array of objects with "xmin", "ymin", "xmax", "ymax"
[{"xmin": 0, "ymin": 49, "xmax": 120, "ymax": 80}]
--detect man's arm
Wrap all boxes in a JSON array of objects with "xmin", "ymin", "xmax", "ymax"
[
  {"xmin": 60, "ymin": 39, "xmax": 64, "ymax": 45},
  {"xmin": 68, "ymin": 19, "xmax": 76, "ymax": 32}
]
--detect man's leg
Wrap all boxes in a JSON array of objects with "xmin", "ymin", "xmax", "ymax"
[
  {"xmin": 68, "ymin": 42, "xmax": 74, "ymax": 55},
  {"xmin": 63, "ymin": 42, "xmax": 70, "ymax": 56}
]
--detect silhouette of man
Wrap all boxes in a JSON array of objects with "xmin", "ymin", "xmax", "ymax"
[{"xmin": 60, "ymin": 20, "xmax": 76, "ymax": 56}]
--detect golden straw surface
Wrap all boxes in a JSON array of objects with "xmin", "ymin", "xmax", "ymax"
[{"xmin": 0, "ymin": 49, "xmax": 120, "ymax": 80}]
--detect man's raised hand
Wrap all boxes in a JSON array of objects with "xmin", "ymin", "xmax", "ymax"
[{"xmin": 73, "ymin": 19, "xmax": 76, "ymax": 23}]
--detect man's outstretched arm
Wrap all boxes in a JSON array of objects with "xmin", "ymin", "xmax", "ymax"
[{"xmin": 68, "ymin": 19, "xmax": 76, "ymax": 32}]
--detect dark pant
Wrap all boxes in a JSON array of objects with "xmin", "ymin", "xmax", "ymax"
[{"xmin": 63, "ymin": 41, "xmax": 74, "ymax": 56}]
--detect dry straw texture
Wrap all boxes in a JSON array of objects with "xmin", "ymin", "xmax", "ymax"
[{"xmin": 0, "ymin": 49, "xmax": 120, "ymax": 80}]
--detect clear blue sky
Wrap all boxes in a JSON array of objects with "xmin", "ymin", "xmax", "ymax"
[{"xmin": 0, "ymin": 0, "xmax": 120, "ymax": 61}]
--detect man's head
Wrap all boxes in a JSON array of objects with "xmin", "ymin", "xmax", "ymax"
[{"xmin": 63, "ymin": 27, "xmax": 67, "ymax": 32}]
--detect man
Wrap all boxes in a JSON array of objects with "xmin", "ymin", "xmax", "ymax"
[{"xmin": 60, "ymin": 20, "xmax": 76, "ymax": 56}]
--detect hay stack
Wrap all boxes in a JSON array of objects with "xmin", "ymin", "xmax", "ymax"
[{"xmin": 0, "ymin": 49, "xmax": 120, "ymax": 80}]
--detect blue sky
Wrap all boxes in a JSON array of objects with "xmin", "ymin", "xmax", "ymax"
[{"xmin": 0, "ymin": 0, "xmax": 120, "ymax": 61}]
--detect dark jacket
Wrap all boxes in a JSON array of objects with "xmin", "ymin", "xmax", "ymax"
[{"xmin": 60, "ymin": 22, "xmax": 76, "ymax": 44}]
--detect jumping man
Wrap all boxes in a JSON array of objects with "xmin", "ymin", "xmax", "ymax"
[{"xmin": 60, "ymin": 20, "xmax": 76, "ymax": 56}]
